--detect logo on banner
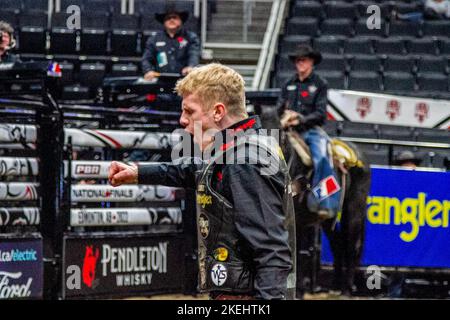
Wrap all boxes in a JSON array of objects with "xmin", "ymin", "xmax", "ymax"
[
  {"xmin": 210, "ymin": 264, "xmax": 227, "ymax": 286},
  {"xmin": 0, "ymin": 271, "xmax": 33, "ymax": 299},
  {"xmin": 415, "ymin": 103, "xmax": 429, "ymax": 123},
  {"xmin": 386, "ymin": 100, "xmax": 401, "ymax": 121},
  {"xmin": 312, "ymin": 176, "xmax": 341, "ymax": 200},
  {"xmin": 356, "ymin": 97, "xmax": 371, "ymax": 118},
  {"xmin": 75, "ymin": 165, "xmax": 100, "ymax": 175},
  {"xmin": 82, "ymin": 245, "xmax": 100, "ymax": 288}
]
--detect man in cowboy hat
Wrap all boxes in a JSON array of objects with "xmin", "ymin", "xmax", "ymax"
[
  {"xmin": 277, "ymin": 44, "xmax": 341, "ymax": 220},
  {"xmin": 394, "ymin": 151, "xmax": 422, "ymax": 169},
  {"xmin": 142, "ymin": 3, "xmax": 200, "ymax": 81}
]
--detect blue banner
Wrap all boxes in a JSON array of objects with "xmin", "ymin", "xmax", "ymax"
[
  {"xmin": 322, "ymin": 167, "xmax": 450, "ymax": 268},
  {"xmin": 0, "ymin": 234, "xmax": 43, "ymax": 299}
]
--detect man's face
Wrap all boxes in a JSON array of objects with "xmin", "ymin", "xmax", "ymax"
[
  {"xmin": 179, "ymin": 93, "xmax": 219, "ymax": 149},
  {"xmin": 164, "ymin": 14, "xmax": 182, "ymax": 32},
  {"xmin": 295, "ymin": 57, "xmax": 314, "ymax": 75},
  {"xmin": 0, "ymin": 32, "xmax": 11, "ymax": 50}
]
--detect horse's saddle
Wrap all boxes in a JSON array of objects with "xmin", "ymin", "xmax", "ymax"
[{"xmin": 286, "ymin": 130, "xmax": 364, "ymax": 171}]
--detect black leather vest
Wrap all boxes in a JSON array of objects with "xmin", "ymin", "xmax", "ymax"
[{"xmin": 195, "ymin": 134, "xmax": 297, "ymax": 299}]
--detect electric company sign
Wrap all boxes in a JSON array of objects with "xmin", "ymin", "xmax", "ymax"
[
  {"xmin": 0, "ymin": 235, "xmax": 43, "ymax": 299},
  {"xmin": 62, "ymin": 234, "xmax": 185, "ymax": 298}
]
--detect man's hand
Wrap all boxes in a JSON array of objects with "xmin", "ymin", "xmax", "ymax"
[
  {"xmin": 181, "ymin": 66, "xmax": 193, "ymax": 76},
  {"xmin": 108, "ymin": 161, "xmax": 138, "ymax": 187},
  {"xmin": 144, "ymin": 71, "xmax": 160, "ymax": 81},
  {"xmin": 280, "ymin": 110, "xmax": 304, "ymax": 129}
]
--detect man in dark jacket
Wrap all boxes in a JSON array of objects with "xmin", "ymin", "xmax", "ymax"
[
  {"xmin": 109, "ymin": 63, "xmax": 296, "ymax": 300},
  {"xmin": 277, "ymin": 44, "xmax": 341, "ymax": 220},
  {"xmin": 0, "ymin": 21, "xmax": 19, "ymax": 63},
  {"xmin": 142, "ymin": 5, "xmax": 200, "ymax": 80}
]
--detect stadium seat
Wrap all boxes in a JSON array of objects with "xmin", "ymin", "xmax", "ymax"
[
  {"xmin": 22, "ymin": 0, "xmax": 48, "ymax": 12},
  {"xmin": 350, "ymin": 54, "xmax": 381, "ymax": 72},
  {"xmin": 388, "ymin": 20, "xmax": 420, "ymax": 38},
  {"xmin": 416, "ymin": 56, "xmax": 448, "ymax": 74},
  {"xmin": 111, "ymin": 63, "xmax": 139, "ymax": 77},
  {"xmin": 422, "ymin": 20, "xmax": 450, "ymax": 38},
  {"xmin": 348, "ymin": 71, "xmax": 381, "ymax": 91},
  {"xmin": 383, "ymin": 55, "xmax": 416, "ymax": 73},
  {"xmin": 417, "ymin": 73, "xmax": 449, "ymax": 92},
  {"xmin": 383, "ymin": 71, "xmax": 416, "ymax": 92},
  {"xmin": 287, "ymin": 17, "xmax": 319, "ymax": 37},
  {"xmin": 79, "ymin": 63, "xmax": 106, "ymax": 89},
  {"xmin": 354, "ymin": 18, "xmax": 387, "ymax": 38},
  {"xmin": 315, "ymin": 54, "xmax": 348, "ymax": 72},
  {"xmin": 324, "ymin": 1, "xmax": 358, "ymax": 19},
  {"xmin": 88, "ymin": 0, "xmax": 113, "ymax": 13},
  {"xmin": 136, "ymin": 0, "xmax": 166, "ymax": 16},
  {"xmin": 407, "ymin": 38, "xmax": 439, "ymax": 56},
  {"xmin": 18, "ymin": 11, "xmax": 48, "ymax": 54},
  {"xmin": 344, "ymin": 37, "xmax": 374, "ymax": 55},
  {"xmin": 292, "ymin": 0, "xmax": 323, "ymax": 18},
  {"xmin": 60, "ymin": 0, "xmax": 85, "ymax": 10},
  {"xmin": 79, "ymin": 13, "xmax": 110, "ymax": 55},
  {"xmin": 50, "ymin": 12, "xmax": 78, "ymax": 54},
  {"xmin": 439, "ymin": 38, "xmax": 450, "ymax": 56},
  {"xmin": 110, "ymin": 14, "xmax": 139, "ymax": 56},
  {"xmin": 280, "ymin": 35, "xmax": 312, "ymax": 55},
  {"xmin": 391, "ymin": 2, "xmax": 419, "ymax": 15},
  {"xmin": 315, "ymin": 70, "xmax": 346, "ymax": 89},
  {"xmin": 62, "ymin": 84, "xmax": 90, "ymax": 101},
  {"xmin": 375, "ymin": 37, "xmax": 406, "ymax": 55},
  {"xmin": 320, "ymin": 18, "xmax": 354, "ymax": 37},
  {"xmin": 313, "ymin": 36, "xmax": 344, "ymax": 54},
  {"xmin": 0, "ymin": 10, "xmax": 19, "ymax": 28},
  {"xmin": 2, "ymin": 0, "xmax": 23, "ymax": 10},
  {"xmin": 278, "ymin": 55, "xmax": 295, "ymax": 72},
  {"xmin": 356, "ymin": 1, "xmax": 391, "ymax": 18},
  {"xmin": 58, "ymin": 61, "xmax": 75, "ymax": 86}
]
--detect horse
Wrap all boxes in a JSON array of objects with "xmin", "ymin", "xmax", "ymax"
[{"xmin": 260, "ymin": 108, "xmax": 371, "ymax": 296}]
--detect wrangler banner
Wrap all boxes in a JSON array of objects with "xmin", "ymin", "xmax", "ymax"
[
  {"xmin": 322, "ymin": 167, "xmax": 450, "ymax": 268},
  {"xmin": 62, "ymin": 233, "xmax": 185, "ymax": 298}
]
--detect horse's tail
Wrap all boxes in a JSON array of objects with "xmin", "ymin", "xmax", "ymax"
[{"xmin": 341, "ymin": 140, "xmax": 371, "ymax": 264}]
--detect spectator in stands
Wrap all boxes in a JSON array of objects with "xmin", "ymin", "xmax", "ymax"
[
  {"xmin": 424, "ymin": 0, "xmax": 450, "ymax": 19},
  {"xmin": 142, "ymin": 4, "xmax": 200, "ymax": 81},
  {"xmin": 393, "ymin": 150, "xmax": 422, "ymax": 169},
  {"xmin": 277, "ymin": 44, "xmax": 340, "ymax": 220},
  {"xmin": 0, "ymin": 21, "xmax": 18, "ymax": 63}
]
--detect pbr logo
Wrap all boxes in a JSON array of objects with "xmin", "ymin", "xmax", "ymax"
[
  {"xmin": 356, "ymin": 97, "xmax": 371, "ymax": 118},
  {"xmin": 386, "ymin": 100, "xmax": 401, "ymax": 121},
  {"xmin": 75, "ymin": 165, "xmax": 100, "ymax": 175},
  {"xmin": 415, "ymin": 102, "xmax": 429, "ymax": 123}
]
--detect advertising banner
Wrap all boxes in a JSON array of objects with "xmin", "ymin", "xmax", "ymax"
[
  {"xmin": 70, "ymin": 207, "xmax": 182, "ymax": 227},
  {"xmin": 328, "ymin": 89, "xmax": 450, "ymax": 129},
  {"xmin": 0, "ymin": 234, "xmax": 43, "ymax": 299},
  {"xmin": 71, "ymin": 185, "xmax": 180, "ymax": 202},
  {"xmin": 322, "ymin": 167, "xmax": 450, "ymax": 268},
  {"xmin": 62, "ymin": 233, "xmax": 185, "ymax": 298}
]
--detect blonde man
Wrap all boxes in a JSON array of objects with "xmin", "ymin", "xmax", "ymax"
[{"xmin": 109, "ymin": 63, "xmax": 296, "ymax": 300}]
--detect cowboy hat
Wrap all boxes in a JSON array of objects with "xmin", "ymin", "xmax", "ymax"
[
  {"xmin": 393, "ymin": 150, "xmax": 422, "ymax": 166},
  {"xmin": 289, "ymin": 44, "xmax": 322, "ymax": 65},
  {"xmin": 155, "ymin": 4, "xmax": 189, "ymax": 24}
]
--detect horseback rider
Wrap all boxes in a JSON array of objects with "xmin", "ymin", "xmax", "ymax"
[{"xmin": 276, "ymin": 44, "xmax": 341, "ymax": 220}]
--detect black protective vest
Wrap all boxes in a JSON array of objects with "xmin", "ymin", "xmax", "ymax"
[{"xmin": 195, "ymin": 134, "xmax": 297, "ymax": 299}]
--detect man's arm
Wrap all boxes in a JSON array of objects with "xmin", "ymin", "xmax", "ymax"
[
  {"xmin": 142, "ymin": 36, "xmax": 156, "ymax": 74},
  {"xmin": 138, "ymin": 157, "xmax": 203, "ymax": 189},
  {"xmin": 302, "ymin": 83, "xmax": 328, "ymax": 127},
  {"xmin": 223, "ymin": 164, "xmax": 293, "ymax": 300},
  {"xmin": 109, "ymin": 158, "xmax": 203, "ymax": 190},
  {"xmin": 186, "ymin": 32, "xmax": 200, "ymax": 68}
]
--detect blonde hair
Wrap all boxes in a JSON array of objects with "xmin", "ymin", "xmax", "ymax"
[{"xmin": 175, "ymin": 63, "xmax": 247, "ymax": 118}]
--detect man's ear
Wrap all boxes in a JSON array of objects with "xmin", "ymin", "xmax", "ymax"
[{"xmin": 213, "ymin": 103, "xmax": 226, "ymax": 122}]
